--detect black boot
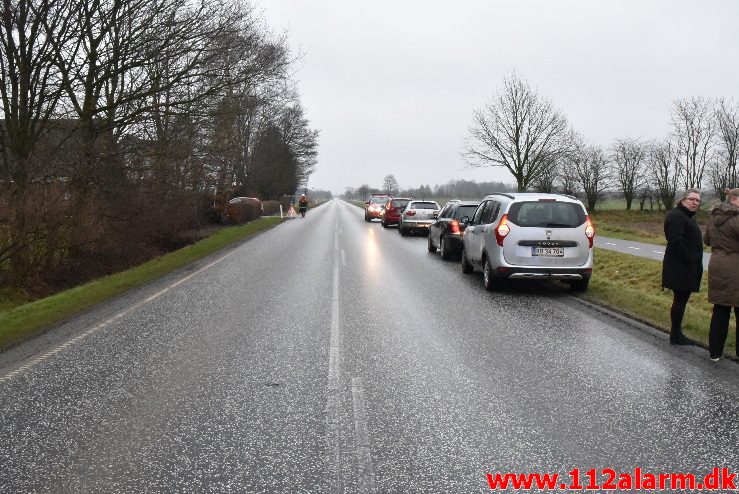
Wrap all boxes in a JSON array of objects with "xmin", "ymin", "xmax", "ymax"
[{"xmin": 670, "ymin": 331, "xmax": 695, "ymax": 346}]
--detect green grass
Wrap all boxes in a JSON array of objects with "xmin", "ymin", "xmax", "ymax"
[
  {"xmin": 582, "ymin": 248, "xmax": 736, "ymax": 357},
  {"xmin": 0, "ymin": 217, "xmax": 282, "ymax": 350}
]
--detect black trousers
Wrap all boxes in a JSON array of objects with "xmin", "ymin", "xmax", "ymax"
[
  {"xmin": 709, "ymin": 305, "xmax": 739, "ymax": 358},
  {"xmin": 670, "ymin": 290, "xmax": 692, "ymax": 338}
]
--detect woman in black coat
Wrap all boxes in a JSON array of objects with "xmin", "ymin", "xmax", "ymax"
[{"xmin": 662, "ymin": 188, "xmax": 703, "ymax": 345}]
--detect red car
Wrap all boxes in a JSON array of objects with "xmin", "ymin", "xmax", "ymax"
[
  {"xmin": 381, "ymin": 197, "xmax": 412, "ymax": 227},
  {"xmin": 364, "ymin": 194, "xmax": 391, "ymax": 222}
]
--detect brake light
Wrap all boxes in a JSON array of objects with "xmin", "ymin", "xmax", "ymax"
[
  {"xmin": 405, "ymin": 210, "xmax": 416, "ymax": 216},
  {"xmin": 450, "ymin": 220, "xmax": 460, "ymax": 234},
  {"xmin": 495, "ymin": 214, "xmax": 510, "ymax": 246},
  {"xmin": 585, "ymin": 215, "xmax": 595, "ymax": 248}
]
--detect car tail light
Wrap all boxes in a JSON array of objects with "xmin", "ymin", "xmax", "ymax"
[
  {"xmin": 495, "ymin": 214, "xmax": 510, "ymax": 246},
  {"xmin": 405, "ymin": 210, "xmax": 416, "ymax": 216},
  {"xmin": 584, "ymin": 215, "xmax": 595, "ymax": 248},
  {"xmin": 450, "ymin": 220, "xmax": 460, "ymax": 234}
]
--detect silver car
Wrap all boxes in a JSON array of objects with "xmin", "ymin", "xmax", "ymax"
[
  {"xmin": 460, "ymin": 193, "xmax": 595, "ymax": 291},
  {"xmin": 398, "ymin": 200, "xmax": 440, "ymax": 236}
]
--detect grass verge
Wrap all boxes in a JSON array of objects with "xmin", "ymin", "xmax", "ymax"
[
  {"xmin": 581, "ymin": 247, "xmax": 736, "ymax": 358},
  {"xmin": 0, "ymin": 217, "xmax": 282, "ymax": 350}
]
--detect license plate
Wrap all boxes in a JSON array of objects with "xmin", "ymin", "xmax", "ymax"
[{"xmin": 532, "ymin": 247, "xmax": 564, "ymax": 257}]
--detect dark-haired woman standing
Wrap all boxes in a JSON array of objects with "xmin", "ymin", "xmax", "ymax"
[{"xmin": 704, "ymin": 188, "xmax": 739, "ymax": 361}]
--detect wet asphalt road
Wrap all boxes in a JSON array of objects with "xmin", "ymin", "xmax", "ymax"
[
  {"xmin": 595, "ymin": 236, "xmax": 711, "ymax": 271},
  {"xmin": 1, "ymin": 199, "xmax": 738, "ymax": 493}
]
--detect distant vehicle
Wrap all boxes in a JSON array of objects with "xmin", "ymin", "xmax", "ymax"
[
  {"xmin": 225, "ymin": 197, "xmax": 263, "ymax": 223},
  {"xmin": 381, "ymin": 197, "xmax": 412, "ymax": 227},
  {"xmin": 365, "ymin": 194, "xmax": 391, "ymax": 222},
  {"xmin": 427, "ymin": 200, "xmax": 479, "ymax": 260},
  {"xmin": 398, "ymin": 200, "xmax": 440, "ymax": 236},
  {"xmin": 460, "ymin": 193, "xmax": 594, "ymax": 291}
]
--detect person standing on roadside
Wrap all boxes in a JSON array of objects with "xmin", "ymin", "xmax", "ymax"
[
  {"xmin": 662, "ymin": 188, "xmax": 703, "ymax": 345},
  {"xmin": 703, "ymin": 188, "xmax": 739, "ymax": 361}
]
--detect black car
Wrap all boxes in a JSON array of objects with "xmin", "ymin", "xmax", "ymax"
[{"xmin": 427, "ymin": 200, "xmax": 480, "ymax": 260}]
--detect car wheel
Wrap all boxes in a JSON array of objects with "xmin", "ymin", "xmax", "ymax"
[
  {"xmin": 461, "ymin": 247, "xmax": 474, "ymax": 274},
  {"xmin": 440, "ymin": 236, "xmax": 451, "ymax": 260},
  {"xmin": 569, "ymin": 278, "xmax": 590, "ymax": 292},
  {"xmin": 399, "ymin": 224, "xmax": 407, "ymax": 236},
  {"xmin": 364, "ymin": 212, "xmax": 370, "ymax": 222},
  {"xmin": 381, "ymin": 219, "xmax": 388, "ymax": 228},
  {"xmin": 483, "ymin": 258, "xmax": 496, "ymax": 291},
  {"xmin": 427, "ymin": 235, "xmax": 437, "ymax": 253}
]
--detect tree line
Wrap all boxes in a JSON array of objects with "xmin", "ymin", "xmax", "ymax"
[
  {"xmin": 343, "ymin": 177, "xmax": 516, "ymax": 202},
  {"xmin": 464, "ymin": 73, "xmax": 738, "ymax": 211},
  {"xmin": 0, "ymin": 0, "xmax": 318, "ymax": 290}
]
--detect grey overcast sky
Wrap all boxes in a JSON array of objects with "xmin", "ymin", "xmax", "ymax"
[{"xmin": 258, "ymin": 0, "xmax": 739, "ymax": 194}]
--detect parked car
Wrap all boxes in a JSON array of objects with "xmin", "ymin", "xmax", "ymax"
[
  {"xmin": 365, "ymin": 194, "xmax": 391, "ymax": 222},
  {"xmin": 427, "ymin": 200, "xmax": 479, "ymax": 260},
  {"xmin": 460, "ymin": 193, "xmax": 594, "ymax": 291},
  {"xmin": 381, "ymin": 197, "xmax": 412, "ymax": 227},
  {"xmin": 225, "ymin": 196, "xmax": 263, "ymax": 223},
  {"xmin": 398, "ymin": 200, "xmax": 440, "ymax": 236}
]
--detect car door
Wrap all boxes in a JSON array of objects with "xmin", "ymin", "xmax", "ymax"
[
  {"xmin": 431, "ymin": 204, "xmax": 450, "ymax": 246},
  {"xmin": 465, "ymin": 201, "xmax": 489, "ymax": 266}
]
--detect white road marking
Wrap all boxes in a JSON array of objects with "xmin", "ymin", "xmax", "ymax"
[
  {"xmin": 326, "ymin": 225, "xmax": 342, "ymax": 491},
  {"xmin": 0, "ymin": 240, "xmax": 253, "ymax": 383},
  {"xmin": 653, "ymin": 250, "xmax": 664, "ymax": 255},
  {"xmin": 605, "ymin": 242, "xmax": 617, "ymax": 246},
  {"xmin": 352, "ymin": 377, "xmax": 377, "ymax": 494},
  {"xmin": 341, "ymin": 249, "xmax": 346, "ymax": 267},
  {"xmin": 627, "ymin": 246, "xmax": 640, "ymax": 250}
]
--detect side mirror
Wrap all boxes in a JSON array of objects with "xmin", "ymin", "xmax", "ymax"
[
  {"xmin": 432, "ymin": 211, "xmax": 439, "ymax": 219},
  {"xmin": 364, "ymin": 201, "xmax": 370, "ymax": 206},
  {"xmin": 461, "ymin": 216, "xmax": 470, "ymax": 225}
]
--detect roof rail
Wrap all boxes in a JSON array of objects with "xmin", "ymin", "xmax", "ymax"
[{"xmin": 486, "ymin": 192, "xmax": 515, "ymax": 199}]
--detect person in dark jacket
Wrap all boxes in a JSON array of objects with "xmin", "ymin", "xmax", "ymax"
[
  {"xmin": 703, "ymin": 188, "xmax": 739, "ymax": 361},
  {"xmin": 662, "ymin": 188, "xmax": 703, "ymax": 345}
]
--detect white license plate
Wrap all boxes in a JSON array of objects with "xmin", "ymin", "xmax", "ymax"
[{"xmin": 532, "ymin": 247, "xmax": 564, "ymax": 257}]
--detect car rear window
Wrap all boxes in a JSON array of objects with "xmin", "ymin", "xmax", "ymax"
[
  {"xmin": 507, "ymin": 201, "xmax": 586, "ymax": 227},
  {"xmin": 455, "ymin": 205, "xmax": 478, "ymax": 219},
  {"xmin": 410, "ymin": 202, "xmax": 439, "ymax": 209},
  {"xmin": 370, "ymin": 196, "xmax": 388, "ymax": 204},
  {"xmin": 391, "ymin": 200, "xmax": 409, "ymax": 208}
]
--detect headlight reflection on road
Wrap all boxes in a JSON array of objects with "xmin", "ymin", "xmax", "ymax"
[{"xmin": 364, "ymin": 227, "xmax": 380, "ymax": 281}]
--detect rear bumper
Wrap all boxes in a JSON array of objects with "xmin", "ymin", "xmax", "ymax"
[
  {"xmin": 496, "ymin": 267, "xmax": 593, "ymax": 281},
  {"xmin": 402, "ymin": 220, "xmax": 433, "ymax": 228}
]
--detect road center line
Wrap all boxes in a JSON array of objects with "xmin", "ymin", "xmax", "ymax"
[
  {"xmin": 341, "ymin": 249, "xmax": 346, "ymax": 267},
  {"xmin": 326, "ymin": 225, "xmax": 342, "ymax": 492},
  {"xmin": 0, "ymin": 239, "xmax": 253, "ymax": 383},
  {"xmin": 352, "ymin": 377, "xmax": 377, "ymax": 494}
]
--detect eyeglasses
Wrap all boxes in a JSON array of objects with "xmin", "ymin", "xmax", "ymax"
[{"xmin": 685, "ymin": 198, "xmax": 701, "ymax": 203}]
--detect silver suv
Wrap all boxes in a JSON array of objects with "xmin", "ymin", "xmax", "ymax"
[{"xmin": 460, "ymin": 193, "xmax": 594, "ymax": 291}]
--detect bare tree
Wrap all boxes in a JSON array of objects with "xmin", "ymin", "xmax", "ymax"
[
  {"xmin": 0, "ymin": 0, "xmax": 68, "ymax": 282},
  {"xmin": 382, "ymin": 174, "xmax": 399, "ymax": 195},
  {"xmin": 574, "ymin": 145, "xmax": 610, "ymax": 211},
  {"xmin": 710, "ymin": 98, "xmax": 739, "ymax": 200},
  {"xmin": 612, "ymin": 137, "xmax": 646, "ymax": 209},
  {"xmin": 671, "ymin": 97, "xmax": 714, "ymax": 189},
  {"xmin": 647, "ymin": 139, "xmax": 682, "ymax": 210},
  {"xmin": 465, "ymin": 73, "xmax": 576, "ymax": 192},
  {"xmin": 531, "ymin": 157, "xmax": 558, "ymax": 193}
]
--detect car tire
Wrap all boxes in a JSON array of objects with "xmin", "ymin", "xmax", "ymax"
[
  {"xmin": 364, "ymin": 212, "xmax": 370, "ymax": 222},
  {"xmin": 483, "ymin": 257, "xmax": 496, "ymax": 291},
  {"xmin": 461, "ymin": 247, "xmax": 474, "ymax": 274},
  {"xmin": 570, "ymin": 278, "xmax": 590, "ymax": 292},
  {"xmin": 427, "ymin": 235, "xmax": 437, "ymax": 253},
  {"xmin": 399, "ymin": 224, "xmax": 407, "ymax": 236},
  {"xmin": 381, "ymin": 219, "xmax": 388, "ymax": 228},
  {"xmin": 439, "ymin": 236, "xmax": 451, "ymax": 260}
]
